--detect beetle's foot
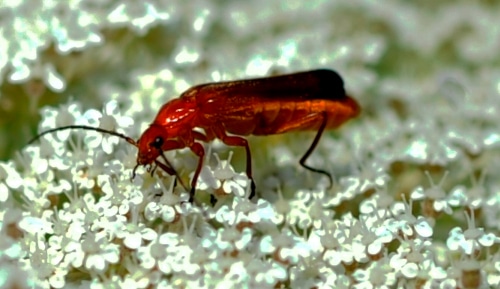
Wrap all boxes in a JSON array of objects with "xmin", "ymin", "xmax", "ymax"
[
  {"xmin": 249, "ymin": 179, "xmax": 256, "ymax": 199},
  {"xmin": 210, "ymin": 194, "xmax": 217, "ymax": 206}
]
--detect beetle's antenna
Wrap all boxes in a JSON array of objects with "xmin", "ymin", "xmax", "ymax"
[
  {"xmin": 28, "ymin": 125, "xmax": 137, "ymax": 147},
  {"xmin": 29, "ymin": 125, "xmax": 188, "ymax": 190}
]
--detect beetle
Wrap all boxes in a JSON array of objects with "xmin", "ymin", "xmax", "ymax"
[{"xmin": 29, "ymin": 69, "xmax": 360, "ymax": 202}]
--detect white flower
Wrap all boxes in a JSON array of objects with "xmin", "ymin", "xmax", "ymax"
[
  {"xmin": 137, "ymin": 232, "xmax": 180, "ymax": 274},
  {"xmin": 353, "ymin": 258, "xmax": 396, "ymax": 289},
  {"xmin": 0, "ymin": 161, "xmax": 23, "ymax": 202},
  {"xmin": 83, "ymin": 100, "xmax": 134, "ymax": 154},
  {"xmin": 114, "ymin": 206, "xmax": 156, "ymax": 250},
  {"xmin": 195, "ymin": 152, "xmax": 250, "ymax": 198},
  {"xmin": 259, "ymin": 230, "xmax": 311, "ymax": 265},
  {"xmin": 410, "ymin": 171, "xmax": 454, "ymax": 215},
  {"xmin": 27, "ymin": 237, "xmax": 69, "ymax": 288},
  {"xmin": 215, "ymin": 197, "xmax": 277, "ymax": 227},
  {"xmin": 446, "ymin": 211, "xmax": 500, "ymax": 255},
  {"xmin": 389, "ymin": 239, "xmax": 433, "ymax": 279},
  {"xmin": 390, "ymin": 198, "xmax": 434, "ymax": 238},
  {"xmin": 107, "ymin": 2, "xmax": 171, "ymax": 34},
  {"xmin": 68, "ymin": 232, "xmax": 120, "ymax": 272},
  {"xmin": 249, "ymin": 260, "xmax": 287, "ymax": 287},
  {"xmin": 143, "ymin": 178, "xmax": 184, "ymax": 222}
]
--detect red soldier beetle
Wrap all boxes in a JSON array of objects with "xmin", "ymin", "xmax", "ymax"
[{"xmin": 29, "ymin": 69, "xmax": 360, "ymax": 202}]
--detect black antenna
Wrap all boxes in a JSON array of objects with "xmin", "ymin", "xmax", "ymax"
[
  {"xmin": 28, "ymin": 125, "xmax": 189, "ymax": 191},
  {"xmin": 28, "ymin": 125, "xmax": 137, "ymax": 146}
]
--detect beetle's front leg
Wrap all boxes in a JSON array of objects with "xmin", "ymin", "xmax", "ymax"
[{"xmin": 187, "ymin": 142, "xmax": 205, "ymax": 203}]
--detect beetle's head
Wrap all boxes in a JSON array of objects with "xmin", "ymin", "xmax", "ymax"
[
  {"xmin": 132, "ymin": 124, "xmax": 186, "ymax": 189},
  {"xmin": 136, "ymin": 124, "xmax": 168, "ymax": 166}
]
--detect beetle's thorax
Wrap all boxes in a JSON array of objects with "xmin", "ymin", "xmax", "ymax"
[
  {"xmin": 136, "ymin": 98, "xmax": 198, "ymax": 165},
  {"xmin": 154, "ymin": 98, "xmax": 197, "ymax": 128}
]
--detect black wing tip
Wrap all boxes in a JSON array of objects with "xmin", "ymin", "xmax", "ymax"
[{"xmin": 311, "ymin": 69, "xmax": 346, "ymax": 99}]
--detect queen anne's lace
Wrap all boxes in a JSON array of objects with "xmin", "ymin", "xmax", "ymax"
[{"xmin": 2, "ymin": 1, "xmax": 500, "ymax": 288}]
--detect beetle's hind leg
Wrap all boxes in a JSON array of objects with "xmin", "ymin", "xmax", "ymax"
[
  {"xmin": 270, "ymin": 112, "xmax": 333, "ymax": 187},
  {"xmin": 211, "ymin": 127, "xmax": 256, "ymax": 199},
  {"xmin": 298, "ymin": 113, "xmax": 334, "ymax": 188}
]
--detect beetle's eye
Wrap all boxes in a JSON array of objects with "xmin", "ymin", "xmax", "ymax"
[{"xmin": 151, "ymin": 136, "xmax": 164, "ymax": 149}]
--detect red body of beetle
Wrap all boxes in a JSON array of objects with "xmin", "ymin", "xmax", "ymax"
[{"xmin": 135, "ymin": 69, "xmax": 360, "ymax": 201}]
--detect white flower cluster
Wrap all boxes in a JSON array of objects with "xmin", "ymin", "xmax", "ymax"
[{"xmin": 1, "ymin": 1, "xmax": 500, "ymax": 289}]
